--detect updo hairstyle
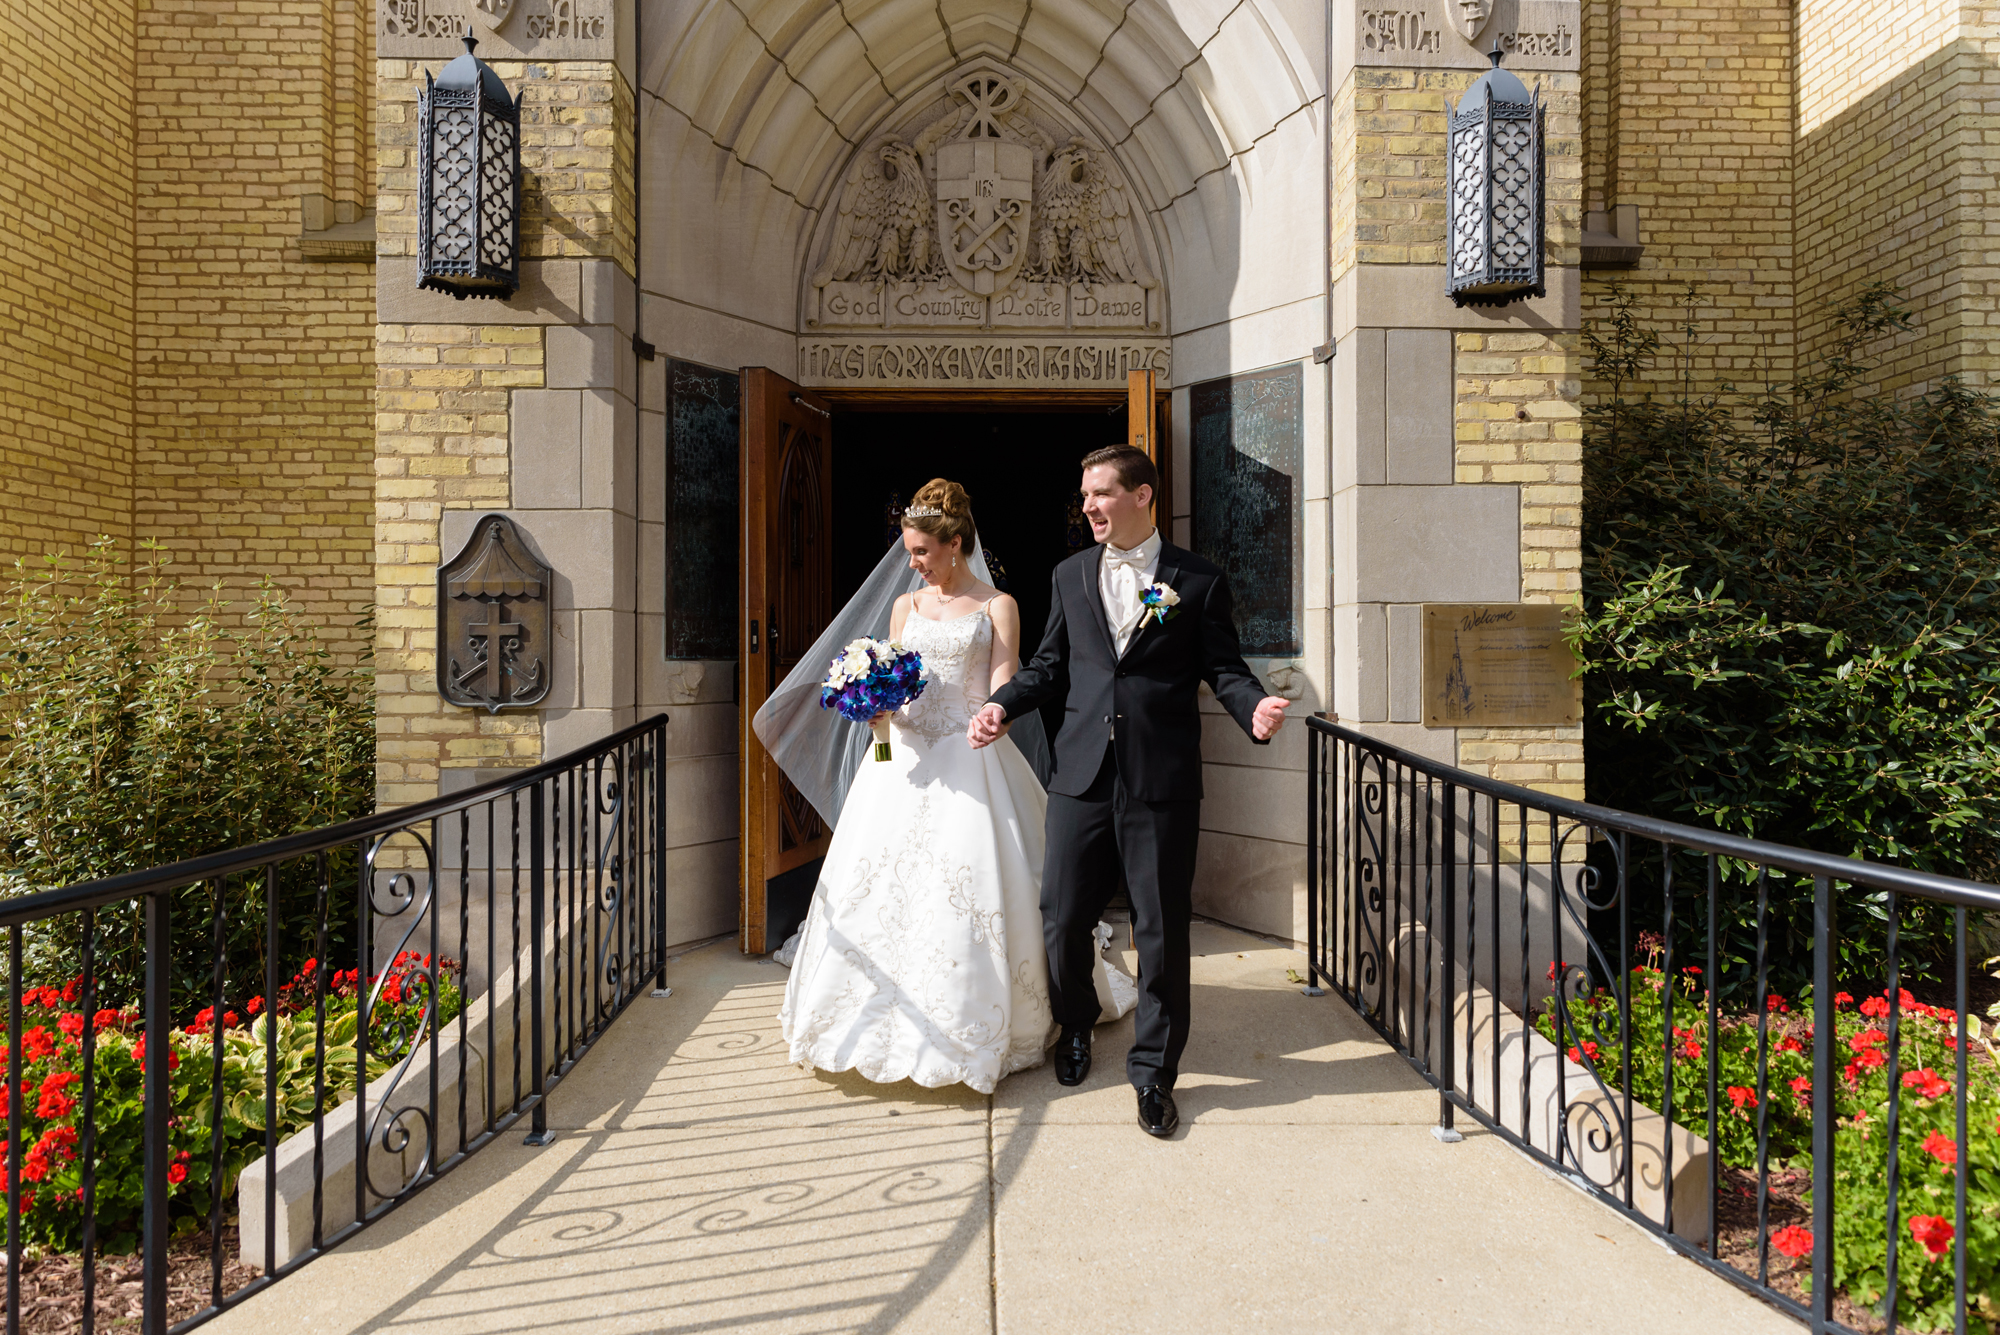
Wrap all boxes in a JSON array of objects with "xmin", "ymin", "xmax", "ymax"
[{"xmin": 903, "ymin": 478, "xmax": 977, "ymax": 555}]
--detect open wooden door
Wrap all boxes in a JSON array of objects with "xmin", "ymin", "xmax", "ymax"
[
  {"xmin": 1128, "ymin": 368, "xmax": 1170, "ymax": 525},
  {"xmin": 739, "ymin": 369, "xmax": 835, "ymax": 953}
]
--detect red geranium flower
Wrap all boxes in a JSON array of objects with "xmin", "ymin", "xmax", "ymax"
[
  {"xmin": 1911, "ymin": 1215, "xmax": 1954, "ymax": 1258},
  {"xmin": 1833, "ymin": 992, "xmax": 1853, "ymax": 1007},
  {"xmin": 92, "ymin": 1010, "xmax": 123, "ymax": 1032},
  {"xmin": 1776, "ymin": 1036, "xmax": 1804, "ymax": 1054},
  {"xmin": 1922, "ymin": 1131, "xmax": 1959, "ymax": 1170},
  {"xmin": 34, "ymin": 1071, "xmax": 78, "ymax": 1118},
  {"xmin": 246, "ymin": 996, "xmax": 263, "ymax": 1016},
  {"xmin": 1771, "ymin": 1225, "xmax": 1813, "ymax": 1258},
  {"xmin": 19, "ymin": 1028, "xmax": 56, "ymax": 1062},
  {"xmin": 60, "ymin": 980, "xmax": 81, "ymax": 1005},
  {"xmin": 166, "ymin": 1163, "xmax": 186, "ymax": 1186},
  {"xmin": 1789, "ymin": 1075, "xmax": 1812, "ymax": 1104},
  {"xmin": 1902, "ymin": 1068, "xmax": 1950, "ymax": 1100},
  {"xmin": 1860, "ymin": 995, "xmax": 1891, "ymax": 1019},
  {"xmin": 55, "ymin": 1014, "xmax": 84, "ymax": 1041},
  {"xmin": 1727, "ymin": 1085, "xmax": 1757, "ymax": 1110},
  {"xmin": 35, "ymin": 1126, "xmax": 77, "ymax": 1161}
]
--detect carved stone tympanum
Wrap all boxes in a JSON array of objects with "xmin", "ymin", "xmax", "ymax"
[
  {"xmin": 438, "ymin": 514, "xmax": 552, "ymax": 713},
  {"xmin": 806, "ymin": 67, "xmax": 1158, "ymax": 337}
]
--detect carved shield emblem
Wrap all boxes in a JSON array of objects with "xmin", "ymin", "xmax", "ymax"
[
  {"xmin": 935, "ymin": 138, "xmax": 1034, "ymax": 296},
  {"xmin": 1447, "ymin": 0, "xmax": 1493, "ymax": 44},
  {"xmin": 470, "ymin": 0, "xmax": 514, "ymax": 34}
]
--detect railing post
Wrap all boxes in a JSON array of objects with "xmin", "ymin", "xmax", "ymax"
[
  {"xmin": 652, "ymin": 727, "xmax": 672, "ymax": 998},
  {"xmin": 140, "ymin": 891, "xmax": 171, "ymax": 1335},
  {"xmin": 1435, "ymin": 782, "xmax": 1461, "ymax": 1142},
  {"xmin": 1810, "ymin": 875, "xmax": 1835, "ymax": 1333},
  {"xmin": 1304, "ymin": 723, "xmax": 1322, "ymax": 995},
  {"xmin": 525, "ymin": 779, "xmax": 554, "ymax": 1146}
]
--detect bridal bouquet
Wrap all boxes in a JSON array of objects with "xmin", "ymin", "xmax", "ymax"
[{"xmin": 820, "ymin": 638, "xmax": 928, "ymax": 761}]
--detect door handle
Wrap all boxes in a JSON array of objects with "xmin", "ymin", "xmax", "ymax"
[{"xmin": 750, "ymin": 620, "xmax": 760, "ymax": 653}]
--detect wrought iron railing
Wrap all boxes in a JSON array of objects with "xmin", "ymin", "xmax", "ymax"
[
  {"xmin": 0, "ymin": 714, "xmax": 670, "ymax": 1334},
  {"xmin": 1306, "ymin": 714, "xmax": 2000, "ymax": 1334}
]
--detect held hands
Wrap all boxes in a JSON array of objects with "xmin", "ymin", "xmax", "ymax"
[
  {"xmin": 966, "ymin": 703, "xmax": 1010, "ymax": 749},
  {"xmin": 1251, "ymin": 696, "xmax": 1290, "ymax": 741}
]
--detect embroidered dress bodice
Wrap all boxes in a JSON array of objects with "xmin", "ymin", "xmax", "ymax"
[{"xmin": 894, "ymin": 604, "xmax": 993, "ymax": 745}]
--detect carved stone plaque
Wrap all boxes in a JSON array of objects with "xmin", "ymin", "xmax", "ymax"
[
  {"xmin": 1423, "ymin": 603, "xmax": 1579, "ymax": 727},
  {"xmin": 801, "ymin": 63, "xmax": 1163, "ymax": 367},
  {"xmin": 379, "ymin": 0, "xmax": 612, "ymax": 60},
  {"xmin": 1357, "ymin": 0, "xmax": 1578, "ymax": 71},
  {"xmin": 439, "ymin": 514, "xmax": 553, "ymax": 712}
]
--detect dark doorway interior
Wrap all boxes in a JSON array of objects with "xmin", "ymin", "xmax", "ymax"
[{"xmin": 831, "ymin": 407, "xmax": 1123, "ymax": 650}]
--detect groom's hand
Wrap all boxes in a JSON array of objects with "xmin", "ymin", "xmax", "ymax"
[
  {"xmin": 1251, "ymin": 696, "xmax": 1290, "ymax": 740},
  {"xmin": 967, "ymin": 703, "xmax": 1010, "ymax": 749}
]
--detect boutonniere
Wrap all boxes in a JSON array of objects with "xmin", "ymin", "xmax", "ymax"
[{"xmin": 1139, "ymin": 580, "xmax": 1181, "ymax": 626}]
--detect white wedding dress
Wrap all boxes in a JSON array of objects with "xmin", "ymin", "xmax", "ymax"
[{"xmin": 778, "ymin": 601, "xmax": 1136, "ymax": 1093}]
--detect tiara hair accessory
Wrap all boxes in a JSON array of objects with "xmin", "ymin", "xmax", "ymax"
[{"xmin": 904, "ymin": 504, "xmax": 944, "ymax": 518}]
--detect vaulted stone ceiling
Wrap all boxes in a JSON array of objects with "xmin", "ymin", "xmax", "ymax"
[{"xmin": 640, "ymin": 0, "xmax": 1326, "ymax": 342}]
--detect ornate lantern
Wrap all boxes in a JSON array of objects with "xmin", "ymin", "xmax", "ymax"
[
  {"xmin": 418, "ymin": 36, "xmax": 522, "ymax": 300},
  {"xmin": 1446, "ymin": 47, "xmax": 1544, "ymax": 308}
]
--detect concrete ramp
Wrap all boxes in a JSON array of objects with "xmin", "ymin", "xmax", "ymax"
[{"xmin": 202, "ymin": 922, "xmax": 1796, "ymax": 1334}]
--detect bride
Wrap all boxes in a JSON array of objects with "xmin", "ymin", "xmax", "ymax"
[{"xmin": 761, "ymin": 477, "xmax": 1133, "ymax": 1093}]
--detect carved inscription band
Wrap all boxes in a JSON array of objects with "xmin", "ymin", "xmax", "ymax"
[{"xmin": 801, "ymin": 339, "xmax": 1169, "ymax": 388}]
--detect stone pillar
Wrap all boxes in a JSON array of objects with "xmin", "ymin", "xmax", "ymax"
[
  {"xmin": 372, "ymin": 4, "xmax": 637, "ymax": 805},
  {"xmin": 1330, "ymin": 0, "xmax": 1584, "ymax": 799}
]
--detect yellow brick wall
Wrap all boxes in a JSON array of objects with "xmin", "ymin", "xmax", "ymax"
[
  {"xmin": 1342, "ymin": 69, "xmax": 1582, "ymax": 271},
  {"xmin": 373, "ymin": 325, "xmax": 542, "ymax": 807},
  {"xmin": 0, "ymin": 0, "xmax": 136, "ymax": 563},
  {"xmin": 1795, "ymin": 0, "xmax": 1994, "ymax": 396},
  {"xmin": 1329, "ymin": 71, "xmax": 1357, "ymax": 286},
  {"xmin": 375, "ymin": 59, "xmax": 636, "ymax": 274},
  {"xmin": 1579, "ymin": 1, "xmax": 1795, "ymax": 393},
  {"xmin": 131, "ymin": 0, "xmax": 377, "ymax": 652},
  {"xmin": 1453, "ymin": 330, "xmax": 1584, "ymax": 798}
]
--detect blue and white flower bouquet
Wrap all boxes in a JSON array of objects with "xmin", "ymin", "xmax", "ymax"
[{"xmin": 819, "ymin": 637, "xmax": 928, "ymax": 761}]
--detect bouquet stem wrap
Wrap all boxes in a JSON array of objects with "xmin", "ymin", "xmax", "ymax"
[{"xmin": 870, "ymin": 715, "xmax": 893, "ymax": 762}]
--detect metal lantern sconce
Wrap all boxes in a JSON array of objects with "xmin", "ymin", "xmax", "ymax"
[
  {"xmin": 1446, "ymin": 46, "xmax": 1545, "ymax": 308},
  {"xmin": 418, "ymin": 36, "xmax": 523, "ymax": 300}
]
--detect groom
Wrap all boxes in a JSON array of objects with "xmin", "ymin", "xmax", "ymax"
[{"xmin": 967, "ymin": 445, "xmax": 1289, "ymax": 1137}]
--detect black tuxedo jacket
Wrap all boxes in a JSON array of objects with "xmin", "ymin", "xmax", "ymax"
[{"xmin": 988, "ymin": 540, "xmax": 1268, "ymax": 802}]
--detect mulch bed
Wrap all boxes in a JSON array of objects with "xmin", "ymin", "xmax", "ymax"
[{"xmin": 10, "ymin": 1227, "xmax": 261, "ymax": 1332}]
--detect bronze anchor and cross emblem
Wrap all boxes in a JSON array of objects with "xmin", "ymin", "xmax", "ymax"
[{"xmin": 438, "ymin": 514, "xmax": 553, "ymax": 712}]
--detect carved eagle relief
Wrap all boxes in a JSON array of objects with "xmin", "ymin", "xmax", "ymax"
[
  {"xmin": 1027, "ymin": 139, "xmax": 1154, "ymax": 288},
  {"xmin": 811, "ymin": 141, "xmax": 939, "ymax": 286}
]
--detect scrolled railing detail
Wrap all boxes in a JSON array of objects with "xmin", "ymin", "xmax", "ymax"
[{"xmin": 1303, "ymin": 713, "xmax": 2000, "ymax": 1334}]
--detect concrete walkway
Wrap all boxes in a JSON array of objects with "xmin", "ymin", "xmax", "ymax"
[{"xmin": 207, "ymin": 922, "xmax": 1797, "ymax": 1334}]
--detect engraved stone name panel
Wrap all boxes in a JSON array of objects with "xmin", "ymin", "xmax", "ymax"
[
  {"xmin": 1357, "ymin": 0, "xmax": 1579, "ymax": 71},
  {"xmin": 799, "ymin": 338, "xmax": 1169, "ymax": 389},
  {"xmin": 380, "ymin": 0, "xmax": 613, "ymax": 60},
  {"xmin": 1422, "ymin": 602, "xmax": 1580, "ymax": 727}
]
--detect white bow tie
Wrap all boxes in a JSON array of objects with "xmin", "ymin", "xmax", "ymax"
[{"xmin": 1104, "ymin": 545, "xmax": 1149, "ymax": 569}]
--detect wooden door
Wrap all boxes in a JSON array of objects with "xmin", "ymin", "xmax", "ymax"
[
  {"xmin": 739, "ymin": 369, "xmax": 835, "ymax": 953},
  {"xmin": 1128, "ymin": 368, "xmax": 1170, "ymax": 526}
]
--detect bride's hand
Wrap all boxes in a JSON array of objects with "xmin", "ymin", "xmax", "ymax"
[{"xmin": 966, "ymin": 703, "xmax": 1009, "ymax": 749}]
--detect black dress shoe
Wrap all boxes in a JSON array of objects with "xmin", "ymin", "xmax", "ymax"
[
  {"xmin": 1052, "ymin": 1029, "xmax": 1092, "ymax": 1086},
  {"xmin": 1136, "ymin": 1085, "xmax": 1179, "ymax": 1137}
]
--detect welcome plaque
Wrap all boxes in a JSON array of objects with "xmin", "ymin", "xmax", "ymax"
[{"xmin": 1423, "ymin": 603, "xmax": 1580, "ymax": 727}]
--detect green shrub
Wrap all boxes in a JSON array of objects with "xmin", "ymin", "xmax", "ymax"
[
  {"xmin": 1576, "ymin": 284, "xmax": 2000, "ymax": 989},
  {"xmin": 0, "ymin": 540, "xmax": 375, "ymax": 1011}
]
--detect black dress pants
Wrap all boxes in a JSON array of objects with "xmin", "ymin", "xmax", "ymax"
[{"xmin": 1042, "ymin": 745, "xmax": 1200, "ymax": 1089}]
